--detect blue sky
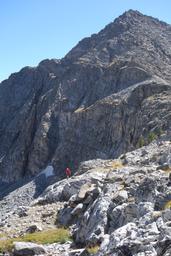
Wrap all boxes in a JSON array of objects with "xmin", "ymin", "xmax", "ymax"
[{"xmin": 1, "ymin": 0, "xmax": 171, "ymax": 82}]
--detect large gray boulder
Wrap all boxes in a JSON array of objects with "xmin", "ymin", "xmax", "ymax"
[
  {"xmin": 74, "ymin": 195, "xmax": 111, "ymax": 245},
  {"xmin": 13, "ymin": 242, "xmax": 46, "ymax": 256}
]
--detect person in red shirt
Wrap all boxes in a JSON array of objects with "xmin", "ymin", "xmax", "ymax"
[{"xmin": 65, "ymin": 167, "xmax": 71, "ymax": 179}]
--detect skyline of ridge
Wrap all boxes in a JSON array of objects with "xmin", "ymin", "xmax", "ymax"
[{"xmin": 1, "ymin": 0, "xmax": 171, "ymax": 82}]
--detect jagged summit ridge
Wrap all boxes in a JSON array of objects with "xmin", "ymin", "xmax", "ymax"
[
  {"xmin": 66, "ymin": 10, "xmax": 171, "ymax": 80},
  {"xmin": 116, "ymin": 9, "xmax": 168, "ymax": 25}
]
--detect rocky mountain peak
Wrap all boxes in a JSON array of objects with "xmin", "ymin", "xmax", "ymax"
[
  {"xmin": 115, "ymin": 9, "xmax": 145, "ymax": 23},
  {"xmin": 0, "ymin": 10, "xmax": 171, "ymax": 255},
  {"xmin": 121, "ymin": 9, "xmax": 143, "ymax": 16},
  {"xmin": 101, "ymin": 9, "xmax": 169, "ymax": 36},
  {"xmin": 0, "ymin": 11, "xmax": 170, "ymax": 184},
  {"xmin": 66, "ymin": 10, "xmax": 171, "ymax": 75},
  {"xmin": 116, "ymin": 9, "xmax": 160, "ymax": 23}
]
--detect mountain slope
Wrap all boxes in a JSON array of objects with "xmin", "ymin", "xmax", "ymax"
[
  {"xmin": 1, "ymin": 137, "xmax": 171, "ymax": 256},
  {"xmin": 0, "ymin": 10, "xmax": 171, "ymax": 182}
]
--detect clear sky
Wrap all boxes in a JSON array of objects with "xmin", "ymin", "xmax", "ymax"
[{"xmin": 1, "ymin": 0, "xmax": 171, "ymax": 82}]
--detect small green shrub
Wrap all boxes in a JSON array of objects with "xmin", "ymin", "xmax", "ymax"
[
  {"xmin": 137, "ymin": 136, "xmax": 145, "ymax": 148},
  {"xmin": 147, "ymin": 132, "xmax": 157, "ymax": 143},
  {"xmin": 137, "ymin": 128, "xmax": 164, "ymax": 149},
  {"xmin": 87, "ymin": 245, "xmax": 100, "ymax": 254},
  {"xmin": 0, "ymin": 239, "xmax": 14, "ymax": 253}
]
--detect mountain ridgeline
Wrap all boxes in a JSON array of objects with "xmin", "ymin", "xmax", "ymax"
[{"xmin": 0, "ymin": 10, "xmax": 171, "ymax": 182}]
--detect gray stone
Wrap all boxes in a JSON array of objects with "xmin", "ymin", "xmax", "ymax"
[
  {"xmin": 162, "ymin": 209, "xmax": 171, "ymax": 222},
  {"xmin": 17, "ymin": 207, "xmax": 29, "ymax": 217},
  {"xmin": 58, "ymin": 207, "xmax": 73, "ymax": 226},
  {"xmin": 13, "ymin": 242, "xmax": 46, "ymax": 256},
  {"xmin": 26, "ymin": 224, "xmax": 42, "ymax": 233},
  {"xmin": 71, "ymin": 203, "xmax": 84, "ymax": 216},
  {"xmin": 74, "ymin": 196, "xmax": 111, "ymax": 245},
  {"xmin": 76, "ymin": 183, "xmax": 96, "ymax": 201},
  {"xmin": 135, "ymin": 178, "xmax": 157, "ymax": 203},
  {"xmin": 138, "ymin": 202, "xmax": 154, "ymax": 217},
  {"xmin": 109, "ymin": 202, "xmax": 138, "ymax": 232}
]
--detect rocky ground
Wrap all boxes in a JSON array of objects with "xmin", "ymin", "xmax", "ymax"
[
  {"xmin": 0, "ymin": 203, "xmax": 62, "ymax": 237},
  {"xmin": 0, "ymin": 136, "xmax": 171, "ymax": 255}
]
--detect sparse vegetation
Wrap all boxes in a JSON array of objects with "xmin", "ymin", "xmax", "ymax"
[
  {"xmin": 111, "ymin": 160, "xmax": 124, "ymax": 169},
  {"xmin": 160, "ymin": 166, "xmax": 171, "ymax": 172},
  {"xmin": 137, "ymin": 128, "xmax": 164, "ymax": 148},
  {"xmin": 147, "ymin": 132, "xmax": 158, "ymax": 143},
  {"xmin": 0, "ymin": 238, "xmax": 14, "ymax": 253},
  {"xmin": 164, "ymin": 200, "xmax": 171, "ymax": 210},
  {"xmin": 0, "ymin": 228, "xmax": 71, "ymax": 253},
  {"xmin": 137, "ymin": 136, "xmax": 145, "ymax": 148},
  {"xmin": 87, "ymin": 245, "xmax": 100, "ymax": 254},
  {"xmin": 92, "ymin": 160, "xmax": 124, "ymax": 173},
  {"xmin": 23, "ymin": 228, "xmax": 71, "ymax": 244},
  {"xmin": 0, "ymin": 233, "xmax": 5, "ymax": 238}
]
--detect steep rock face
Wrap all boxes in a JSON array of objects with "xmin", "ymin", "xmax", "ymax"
[{"xmin": 0, "ymin": 10, "xmax": 171, "ymax": 182}]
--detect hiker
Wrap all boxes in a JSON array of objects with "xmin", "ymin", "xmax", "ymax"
[{"xmin": 65, "ymin": 167, "xmax": 71, "ymax": 179}]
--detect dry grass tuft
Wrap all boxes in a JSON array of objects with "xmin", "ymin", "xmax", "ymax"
[
  {"xmin": 0, "ymin": 228, "xmax": 71, "ymax": 253},
  {"xmin": 111, "ymin": 160, "xmax": 124, "ymax": 169},
  {"xmin": 87, "ymin": 245, "xmax": 100, "ymax": 254},
  {"xmin": 162, "ymin": 167, "xmax": 171, "ymax": 173},
  {"xmin": 164, "ymin": 200, "xmax": 171, "ymax": 210}
]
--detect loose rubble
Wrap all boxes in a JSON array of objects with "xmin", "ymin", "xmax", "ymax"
[{"xmin": 0, "ymin": 138, "xmax": 171, "ymax": 255}]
